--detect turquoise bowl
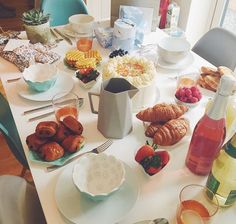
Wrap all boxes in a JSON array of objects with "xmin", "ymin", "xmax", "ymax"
[{"xmin": 23, "ymin": 64, "xmax": 58, "ymax": 92}]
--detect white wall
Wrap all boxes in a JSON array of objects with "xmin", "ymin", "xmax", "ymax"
[
  {"xmin": 87, "ymin": 0, "xmax": 216, "ymax": 46},
  {"xmin": 176, "ymin": 0, "xmax": 216, "ymax": 46},
  {"xmin": 87, "ymin": 0, "xmax": 111, "ymax": 21}
]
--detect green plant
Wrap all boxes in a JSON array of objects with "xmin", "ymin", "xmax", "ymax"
[{"xmin": 22, "ymin": 9, "xmax": 50, "ymax": 26}]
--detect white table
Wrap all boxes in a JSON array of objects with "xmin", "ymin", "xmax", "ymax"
[{"xmin": 1, "ymin": 29, "xmax": 235, "ymax": 224}]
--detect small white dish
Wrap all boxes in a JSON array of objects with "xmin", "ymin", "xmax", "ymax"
[
  {"xmin": 18, "ymin": 73, "xmax": 74, "ymax": 102},
  {"xmin": 72, "ymin": 153, "xmax": 125, "ymax": 201},
  {"xmin": 78, "ymin": 79, "xmax": 97, "ymax": 89},
  {"xmin": 55, "ymin": 162, "xmax": 140, "ymax": 224},
  {"xmin": 174, "ymin": 95, "xmax": 200, "ymax": 108},
  {"xmin": 157, "ymin": 52, "xmax": 194, "ymax": 70}
]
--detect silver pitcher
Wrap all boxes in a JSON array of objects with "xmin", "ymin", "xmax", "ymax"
[{"xmin": 88, "ymin": 78, "xmax": 138, "ymax": 139}]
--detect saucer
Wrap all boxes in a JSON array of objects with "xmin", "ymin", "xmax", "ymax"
[
  {"xmin": 157, "ymin": 52, "xmax": 194, "ymax": 70},
  {"xmin": 60, "ymin": 24, "xmax": 78, "ymax": 38},
  {"xmin": 55, "ymin": 163, "xmax": 140, "ymax": 224},
  {"xmin": 18, "ymin": 73, "xmax": 74, "ymax": 102}
]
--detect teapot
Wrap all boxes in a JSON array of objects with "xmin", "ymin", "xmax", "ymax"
[{"xmin": 88, "ymin": 78, "xmax": 138, "ymax": 139}]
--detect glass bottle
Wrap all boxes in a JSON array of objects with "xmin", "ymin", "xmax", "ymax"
[
  {"xmin": 185, "ymin": 75, "xmax": 235, "ymax": 175},
  {"xmin": 206, "ymin": 133, "xmax": 236, "ymax": 207}
]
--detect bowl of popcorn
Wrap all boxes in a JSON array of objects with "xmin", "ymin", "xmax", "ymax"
[
  {"xmin": 72, "ymin": 153, "xmax": 125, "ymax": 201},
  {"xmin": 23, "ymin": 64, "xmax": 58, "ymax": 92}
]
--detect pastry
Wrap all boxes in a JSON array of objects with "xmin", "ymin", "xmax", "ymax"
[
  {"xmin": 65, "ymin": 50, "xmax": 84, "ymax": 67},
  {"xmin": 145, "ymin": 122, "xmax": 163, "ymax": 138},
  {"xmin": 53, "ymin": 123, "xmax": 71, "ymax": 143},
  {"xmin": 61, "ymin": 135, "xmax": 85, "ymax": 153},
  {"xmin": 153, "ymin": 118, "xmax": 189, "ymax": 146},
  {"xmin": 26, "ymin": 133, "xmax": 48, "ymax": 151},
  {"xmin": 39, "ymin": 142, "xmax": 64, "ymax": 161},
  {"xmin": 75, "ymin": 57, "xmax": 96, "ymax": 69},
  {"xmin": 136, "ymin": 103, "xmax": 188, "ymax": 123},
  {"xmin": 84, "ymin": 50, "xmax": 102, "ymax": 64},
  {"xmin": 35, "ymin": 121, "xmax": 58, "ymax": 138},
  {"xmin": 62, "ymin": 116, "xmax": 83, "ymax": 135}
]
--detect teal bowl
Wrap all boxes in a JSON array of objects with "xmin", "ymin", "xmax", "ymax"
[{"xmin": 23, "ymin": 64, "xmax": 58, "ymax": 92}]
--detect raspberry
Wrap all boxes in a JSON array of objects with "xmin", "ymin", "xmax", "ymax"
[
  {"xmin": 190, "ymin": 86, "xmax": 198, "ymax": 92},
  {"xmin": 185, "ymin": 88, "xmax": 192, "ymax": 97},
  {"xmin": 190, "ymin": 97, "xmax": 198, "ymax": 103},
  {"xmin": 179, "ymin": 96, "xmax": 188, "ymax": 102}
]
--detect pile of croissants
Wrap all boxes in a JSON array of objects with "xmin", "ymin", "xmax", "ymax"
[
  {"xmin": 136, "ymin": 103, "xmax": 189, "ymax": 146},
  {"xmin": 26, "ymin": 116, "xmax": 84, "ymax": 161}
]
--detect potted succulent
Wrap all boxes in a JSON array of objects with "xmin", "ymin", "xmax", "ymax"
[{"xmin": 22, "ymin": 9, "xmax": 50, "ymax": 44}]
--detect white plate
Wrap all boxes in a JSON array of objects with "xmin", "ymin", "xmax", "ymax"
[
  {"xmin": 55, "ymin": 163, "xmax": 140, "ymax": 224},
  {"xmin": 18, "ymin": 73, "xmax": 74, "ymax": 102},
  {"xmin": 157, "ymin": 52, "xmax": 194, "ymax": 70}
]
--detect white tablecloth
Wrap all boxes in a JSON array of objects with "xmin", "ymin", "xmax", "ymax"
[{"xmin": 0, "ymin": 28, "xmax": 235, "ymax": 224}]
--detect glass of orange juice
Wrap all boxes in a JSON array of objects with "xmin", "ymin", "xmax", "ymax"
[
  {"xmin": 76, "ymin": 33, "xmax": 93, "ymax": 52},
  {"xmin": 52, "ymin": 92, "xmax": 79, "ymax": 122},
  {"xmin": 176, "ymin": 184, "xmax": 219, "ymax": 224}
]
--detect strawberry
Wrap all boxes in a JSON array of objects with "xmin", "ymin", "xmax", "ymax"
[
  {"xmin": 146, "ymin": 166, "xmax": 162, "ymax": 175},
  {"xmin": 135, "ymin": 144, "xmax": 155, "ymax": 163},
  {"xmin": 155, "ymin": 151, "xmax": 170, "ymax": 168}
]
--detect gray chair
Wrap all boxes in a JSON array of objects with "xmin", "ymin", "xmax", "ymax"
[
  {"xmin": 0, "ymin": 175, "xmax": 46, "ymax": 224},
  {"xmin": 192, "ymin": 27, "xmax": 236, "ymax": 71}
]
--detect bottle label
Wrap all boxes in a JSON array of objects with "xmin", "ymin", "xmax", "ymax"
[
  {"xmin": 225, "ymin": 190, "xmax": 236, "ymax": 205},
  {"xmin": 206, "ymin": 173, "xmax": 220, "ymax": 200}
]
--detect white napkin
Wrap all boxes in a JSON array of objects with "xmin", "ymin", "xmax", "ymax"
[{"xmin": 3, "ymin": 39, "xmax": 30, "ymax": 51}]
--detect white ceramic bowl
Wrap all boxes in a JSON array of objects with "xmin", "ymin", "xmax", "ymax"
[
  {"xmin": 69, "ymin": 14, "xmax": 94, "ymax": 34},
  {"xmin": 72, "ymin": 153, "xmax": 125, "ymax": 201},
  {"xmin": 158, "ymin": 37, "xmax": 191, "ymax": 64},
  {"xmin": 23, "ymin": 64, "xmax": 58, "ymax": 92},
  {"xmin": 174, "ymin": 95, "xmax": 200, "ymax": 108}
]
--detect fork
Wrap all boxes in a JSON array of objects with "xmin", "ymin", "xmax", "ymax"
[{"xmin": 46, "ymin": 139, "xmax": 113, "ymax": 172}]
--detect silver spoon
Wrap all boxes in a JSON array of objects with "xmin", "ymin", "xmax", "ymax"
[{"xmin": 134, "ymin": 218, "xmax": 169, "ymax": 224}]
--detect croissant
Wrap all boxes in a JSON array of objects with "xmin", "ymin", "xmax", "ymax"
[
  {"xmin": 153, "ymin": 118, "xmax": 189, "ymax": 146},
  {"xmin": 145, "ymin": 122, "xmax": 163, "ymax": 138},
  {"xmin": 136, "ymin": 103, "xmax": 188, "ymax": 123}
]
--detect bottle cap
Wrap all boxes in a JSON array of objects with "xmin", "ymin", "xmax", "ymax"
[{"xmin": 217, "ymin": 74, "xmax": 236, "ymax": 96}]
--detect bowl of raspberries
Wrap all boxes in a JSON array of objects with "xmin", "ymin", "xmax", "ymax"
[{"xmin": 175, "ymin": 86, "xmax": 202, "ymax": 108}]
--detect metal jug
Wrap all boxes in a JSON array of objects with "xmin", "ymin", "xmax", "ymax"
[{"xmin": 88, "ymin": 78, "xmax": 138, "ymax": 139}]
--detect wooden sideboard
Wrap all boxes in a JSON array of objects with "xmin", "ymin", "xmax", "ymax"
[{"xmin": 0, "ymin": 0, "xmax": 34, "ymax": 31}]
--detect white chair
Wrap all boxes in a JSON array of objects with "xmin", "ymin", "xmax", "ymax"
[
  {"xmin": 0, "ymin": 175, "xmax": 46, "ymax": 224},
  {"xmin": 192, "ymin": 27, "xmax": 236, "ymax": 71}
]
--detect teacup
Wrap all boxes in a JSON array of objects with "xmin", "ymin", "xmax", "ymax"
[{"xmin": 69, "ymin": 14, "xmax": 94, "ymax": 34}]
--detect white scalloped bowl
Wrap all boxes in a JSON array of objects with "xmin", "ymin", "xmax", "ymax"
[
  {"xmin": 72, "ymin": 153, "xmax": 125, "ymax": 201},
  {"xmin": 23, "ymin": 64, "xmax": 58, "ymax": 92}
]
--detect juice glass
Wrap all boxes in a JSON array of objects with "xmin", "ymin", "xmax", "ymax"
[
  {"xmin": 76, "ymin": 33, "xmax": 93, "ymax": 52},
  {"xmin": 52, "ymin": 92, "xmax": 79, "ymax": 122},
  {"xmin": 176, "ymin": 184, "xmax": 219, "ymax": 224}
]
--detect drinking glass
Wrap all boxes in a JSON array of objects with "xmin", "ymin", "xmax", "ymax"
[
  {"xmin": 176, "ymin": 184, "xmax": 219, "ymax": 224},
  {"xmin": 76, "ymin": 33, "xmax": 93, "ymax": 52},
  {"xmin": 52, "ymin": 92, "xmax": 79, "ymax": 122}
]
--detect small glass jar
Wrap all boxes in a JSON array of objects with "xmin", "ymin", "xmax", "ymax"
[{"xmin": 76, "ymin": 33, "xmax": 93, "ymax": 52}]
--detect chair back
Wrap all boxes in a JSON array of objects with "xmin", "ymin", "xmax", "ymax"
[
  {"xmin": 41, "ymin": 0, "xmax": 88, "ymax": 26},
  {"xmin": 0, "ymin": 175, "xmax": 46, "ymax": 224},
  {"xmin": 192, "ymin": 27, "xmax": 236, "ymax": 71},
  {"xmin": 0, "ymin": 93, "xmax": 28, "ymax": 168}
]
